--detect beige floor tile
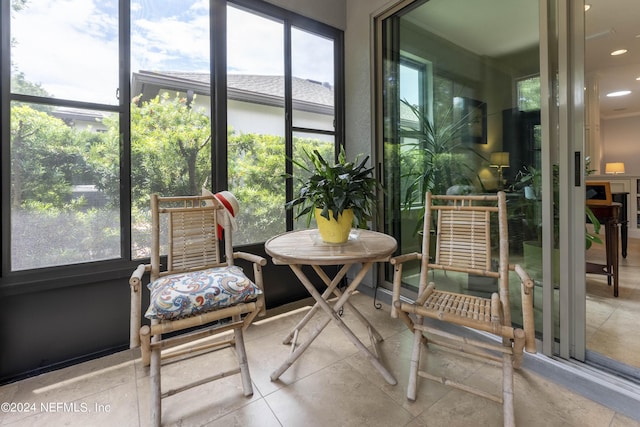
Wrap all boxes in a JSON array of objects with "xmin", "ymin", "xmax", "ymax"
[
  {"xmin": 1, "ymin": 350, "xmax": 137, "ymax": 426},
  {"xmin": 135, "ymin": 348, "xmax": 261, "ymax": 427},
  {"xmin": 202, "ymin": 398, "xmax": 281, "ymax": 427},
  {"xmin": 411, "ymin": 387, "xmax": 504, "ymax": 427},
  {"xmin": 263, "ymin": 361, "xmax": 414, "ymax": 427},
  {"xmin": 586, "ymin": 237, "xmax": 640, "ymax": 369}
]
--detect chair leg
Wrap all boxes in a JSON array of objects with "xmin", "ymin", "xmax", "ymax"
[
  {"xmin": 502, "ymin": 352, "xmax": 515, "ymax": 427},
  {"xmin": 407, "ymin": 328, "xmax": 423, "ymax": 401},
  {"xmin": 140, "ymin": 325, "xmax": 151, "ymax": 367},
  {"xmin": 150, "ymin": 336, "xmax": 162, "ymax": 427},
  {"xmin": 234, "ymin": 326, "xmax": 253, "ymax": 397}
]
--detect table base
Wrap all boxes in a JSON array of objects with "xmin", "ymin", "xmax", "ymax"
[{"xmin": 269, "ymin": 262, "xmax": 397, "ymax": 385}]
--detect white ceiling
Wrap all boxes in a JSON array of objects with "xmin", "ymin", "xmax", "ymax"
[
  {"xmin": 586, "ymin": 0, "xmax": 640, "ymax": 119},
  {"xmin": 404, "ymin": 0, "xmax": 640, "ymax": 119}
]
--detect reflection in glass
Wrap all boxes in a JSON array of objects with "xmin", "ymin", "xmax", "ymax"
[{"xmin": 381, "ymin": 0, "xmax": 542, "ymax": 335}]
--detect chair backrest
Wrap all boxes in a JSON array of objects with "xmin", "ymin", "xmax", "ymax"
[
  {"xmin": 420, "ymin": 192, "xmax": 510, "ymax": 312},
  {"xmin": 150, "ymin": 194, "xmax": 233, "ymax": 281}
]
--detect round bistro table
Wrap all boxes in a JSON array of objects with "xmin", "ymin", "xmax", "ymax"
[{"xmin": 265, "ymin": 229, "xmax": 398, "ymax": 385}]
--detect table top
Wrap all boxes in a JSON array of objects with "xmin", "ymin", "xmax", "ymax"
[
  {"xmin": 588, "ymin": 202, "xmax": 622, "ymax": 222},
  {"xmin": 265, "ymin": 229, "xmax": 397, "ymax": 266}
]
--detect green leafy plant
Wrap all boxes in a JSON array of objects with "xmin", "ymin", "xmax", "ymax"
[
  {"xmin": 399, "ymin": 98, "xmax": 487, "ymax": 207},
  {"xmin": 510, "ymin": 164, "xmax": 602, "ymax": 249},
  {"xmin": 285, "ymin": 147, "xmax": 377, "ymax": 228}
]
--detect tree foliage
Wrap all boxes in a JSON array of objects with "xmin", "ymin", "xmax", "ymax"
[
  {"xmin": 10, "ymin": 88, "xmax": 336, "ymax": 265},
  {"xmin": 130, "ymin": 92, "xmax": 212, "ymax": 210},
  {"xmin": 10, "ymin": 104, "xmax": 88, "ymax": 208}
]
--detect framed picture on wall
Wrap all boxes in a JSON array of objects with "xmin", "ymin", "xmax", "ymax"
[
  {"xmin": 454, "ymin": 97, "xmax": 487, "ymax": 144},
  {"xmin": 586, "ymin": 181, "xmax": 612, "ymax": 206}
]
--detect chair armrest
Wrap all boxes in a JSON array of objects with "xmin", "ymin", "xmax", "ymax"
[
  {"xmin": 389, "ymin": 252, "xmax": 422, "ymax": 318},
  {"xmin": 129, "ymin": 264, "xmax": 150, "ymax": 349},
  {"xmin": 509, "ymin": 264, "xmax": 534, "ymax": 295},
  {"xmin": 510, "ymin": 263, "xmax": 536, "ymax": 353},
  {"xmin": 233, "ymin": 252, "xmax": 267, "ymax": 316},
  {"xmin": 233, "ymin": 251, "xmax": 267, "ymax": 266},
  {"xmin": 390, "ymin": 252, "xmax": 422, "ymax": 266},
  {"xmin": 130, "ymin": 264, "xmax": 149, "ymax": 290}
]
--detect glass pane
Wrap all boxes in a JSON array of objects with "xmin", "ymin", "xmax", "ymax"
[
  {"xmin": 382, "ymin": 0, "xmax": 543, "ymax": 333},
  {"xmin": 291, "ymin": 27, "xmax": 335, "ymax": 131},
  {"xmin": 130, "ymin": 1, "xmax": 212, "ymax": 258},
  {"xmin": 227, "ymin": 6, "xmax": 285, "ymax": 245},
  {"xmin": 292, "ymin": 132, "xmax": 336, "ymax": 231},
  {"xmin": 10, "ymin": 0, "xmax": 119, "ymax": 105},
  {"xmin": 10, "ymin": 102, "xmax": 120, "ymax": 270}
]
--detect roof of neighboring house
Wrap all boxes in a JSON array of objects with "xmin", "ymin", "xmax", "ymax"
[{"xmin": 131, "ymin": 71, "xmax": 334, "ymax": 114}]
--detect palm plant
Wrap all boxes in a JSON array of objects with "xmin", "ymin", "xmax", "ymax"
[{"xmin": 399, "ymin": 98, "xmax": 487, "ymax": 208}]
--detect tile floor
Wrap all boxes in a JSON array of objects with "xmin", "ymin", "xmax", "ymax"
[
  {"xmin": 586, "ymin": 237, "xmax": 640, "ymax": 368},
  {"xmin": 1, "ymin": 292, "xmax": 639, "ymax": 426}
]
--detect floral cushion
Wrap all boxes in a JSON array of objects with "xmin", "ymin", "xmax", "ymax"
[{"xmin": 145, "ymin": 265, "xmax": 262, "ymax": 320}]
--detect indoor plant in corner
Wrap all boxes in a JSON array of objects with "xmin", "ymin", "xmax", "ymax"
[{"xmin": 285, "ymin": 147, "xmax": 377, "ymax": 243}]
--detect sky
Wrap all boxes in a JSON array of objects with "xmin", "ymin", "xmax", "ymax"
[{"xmin": 10, "ymin": 0, "xmax": 334, "ymax": 105}]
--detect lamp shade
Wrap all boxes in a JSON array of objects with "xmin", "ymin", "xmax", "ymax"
[
  {"xmin": 490, "ymin": 152, "xmax": 510, "ymax": 168},
  {"xmin": 605, "ymin": 162, "xmax": 625, "ymax": 174}
]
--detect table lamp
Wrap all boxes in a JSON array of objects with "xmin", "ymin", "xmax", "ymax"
[
  {"xmin": 605, "ymin": 162, "xmax": 625, "ymax": 175},
  {"xmin": 490, "ymin": 152, "xmax": 510, "ymax": 189}
]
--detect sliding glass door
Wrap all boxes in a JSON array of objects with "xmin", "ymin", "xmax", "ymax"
[{"xmin": 376, "ymin": 0, "xmax": 554, "ymax": 348}]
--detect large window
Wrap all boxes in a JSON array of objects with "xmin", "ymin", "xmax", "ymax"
[
  {"xmin": 129, "ymin": 1, "xmax": 213, "ymax": 258},
  {"xmin": 9, "ymin": 0, "xmax": 121, "ymax": 270},
  {"xmin": 2, "ymin": 0, "xmax": 343, "ymax": 274}
]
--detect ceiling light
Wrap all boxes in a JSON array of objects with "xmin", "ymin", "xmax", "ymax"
[
  {"xmin": 637, "ymin": 76, "xmax": 640, "ymax": 81},
  {"xmin": 611, "ymin": 49, "xmax": 628, "ymax": 56},
  {"xmin": 584, "ymin": 4, "xmax": 591, "ymax": 11},
  {"xmin": 607, "ymin": 90, "xmax": 631, "ymax": 97}
]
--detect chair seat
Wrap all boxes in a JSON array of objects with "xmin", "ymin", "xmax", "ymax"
[
  {"xmin": 145, "ymin": 265, "xmax": 262, "ymax": 321},
  {"xmin": 399, "ymin": 286, "xmax": 502, "ymax": 335},
  {"xmin": 423, "ymin": 289, "xmax": 492, "ymax": 321}
]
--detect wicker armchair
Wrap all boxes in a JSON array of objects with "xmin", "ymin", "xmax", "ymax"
[
  {"xmin": 129, "ymin": 192, "xmax": 266, "ymax": 427},
  {"xmin": 390, "ymin": 192, "xmax": 535, "ymax": 427}
]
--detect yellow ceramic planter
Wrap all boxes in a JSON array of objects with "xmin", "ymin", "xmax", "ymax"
[{"xmin": 315, "ymin": 208, "xmax": 354, "ymax": 243}]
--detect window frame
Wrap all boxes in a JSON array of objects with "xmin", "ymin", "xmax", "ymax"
[{"xmin": 0, "ymin": 0, "xmax": 344, "ymax": 291}]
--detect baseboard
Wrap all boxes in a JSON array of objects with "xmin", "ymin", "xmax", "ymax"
[{"xmin": 0, "ymin": 344, "xmax": 130, "ymax": 386}]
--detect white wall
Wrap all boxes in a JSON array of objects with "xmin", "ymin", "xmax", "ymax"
[
  {"xmin": 344, "ymin": 0, "xmax": 393, "ymax": 163},
  {"xmin": 601, "ymin": 115, "xmax": 640, "ymax": 175}
]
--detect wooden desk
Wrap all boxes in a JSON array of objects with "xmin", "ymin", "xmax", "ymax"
[
  {"xmin": 265, "ymin": 229, "xmax": 398, "ymax": 384},
  {"xmin": 586, "ymin": 202, "xmax": 621, "ymax": 297}
]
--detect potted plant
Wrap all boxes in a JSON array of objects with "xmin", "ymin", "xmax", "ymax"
[
  {"xmin": 285, "ymin": 147, "xmax": 377, "ymax": 243},
  {"xmin": 510, "ymin": 164, "xmax": 602, "ymax": 285}
]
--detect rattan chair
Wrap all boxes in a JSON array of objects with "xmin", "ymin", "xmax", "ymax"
[
  {"xmin": 129, "ymin": 192, "xmax": 266, "ymax": 427},
  {"xmin": 390, "ymin": 192, "xmax": 536, "ymax": 427}
]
